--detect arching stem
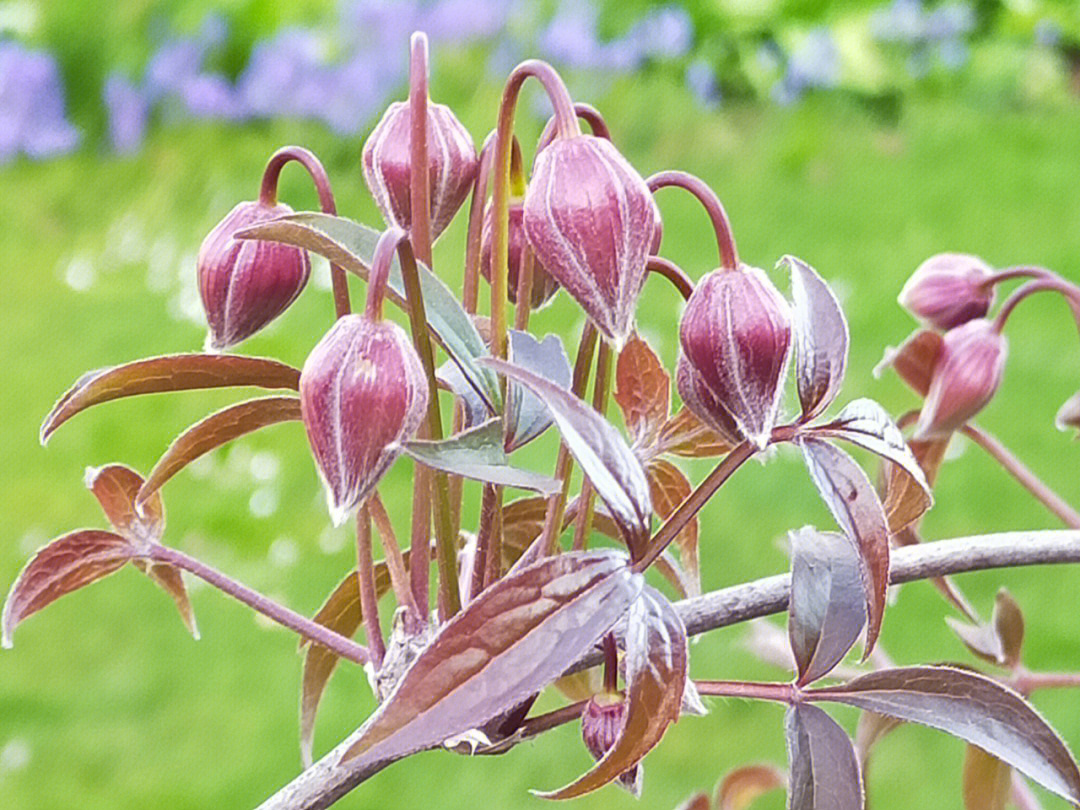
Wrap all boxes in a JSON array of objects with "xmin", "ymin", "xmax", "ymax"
[
  {"xmin": 535, "ymin": 101, "xmax": 612, "ymax": 156},
  {"xmin": 993, "ymin": 276, "xmax": 1080, "ymax": 336},
  {"xmin": 646, "ymin": 255, "xmax": 694, "ymax": 301},
  {"xmin": 647, "ymin": 170, "xmax": 739, "ymax": 271}
]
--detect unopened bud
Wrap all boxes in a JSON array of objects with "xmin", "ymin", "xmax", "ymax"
[
  {"xmin": 899, "ymin": 253, "xmax": 995, "ymax": 331},
  {"xmin": 197, "ymin": 200, "xmax": 310, "ymax": 350},
  {"xmin": 523, "ymin": 135, "xmax": 660, "ymax": 345},
  {"xmin": 300, "ymin": 314, "xmax": 429, "ymax": 525},
  {"xmin": 678, "ymin": 266, "xmax": 792, "ymax": 448},
  {"xmin": 915, "ymin": 319, "xmax": 1007, "ymax": 439},
  {"xmin": 581, "ymin": 693, "xmax": 641, "ymax": 795},
  {"xmin": 675, "ymin": 353, "xmax": 744, "ymax": 448},
  {"xmin": 480, "ymin": 200, "xmax": 560, "ymax": 309},
  {"xmin": 362, "ymin": 101, "xmax": 479, "ymax": 239}
]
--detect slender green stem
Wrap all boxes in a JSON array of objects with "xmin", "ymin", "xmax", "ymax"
[
  {"xmin": 355, "ymin": 505, "xmax": 385, "ymax": 667},
  {"xmin": 513, "ymin": 246, "xmax": 536, "ymax": 331}
]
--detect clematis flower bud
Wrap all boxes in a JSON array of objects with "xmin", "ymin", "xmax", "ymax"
[
  {"xmin": 480, "ymin": 200, "xmax": 560, "ymax": 309},
  {"xmin": 915, "ymin": 318, "xmax": 1007, "ymax": 439},
  {"xmin": 523, "ymin": 135, "xmax": 660, "ymax": 345},
  {"xmin": 362, "ymin": 101, "xmax": 479, "ymax": 239},
  {"xmin": 300, "ymin": 314, "xmax": 429, "ymax": 526},
  {"xmin": 677, "ymin": 266, "xmax": 792, "ymax": 449},
  {"xmin": 580, "ymin": 693, "xmax": 640, "ymax": 795},
  {"xmin": 899, "ymin": 253, "xmax": 995, "ymax": 330},
  {"xmin": 197, "ymin": 200, "xmax": 310, "ymax": 350}
]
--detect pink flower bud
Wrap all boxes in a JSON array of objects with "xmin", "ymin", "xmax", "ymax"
[
  {"xmin": 899, "ymin": 253, "xmax": 995, "ymax": 330},
  {"xmin": 197, "ymin": 200, "xmax": 310, "ymax": 350},
  {"xmin": 523, "ymin": 135, "xmax": 660, "ymax": 345},
  {"xmin": 480, "ymin": 200, "xmax": 560, "ymax": 309},
  {"xmin": 362, "ymin": 101, "xmax": 479, "ymax": 239},
  {"xmin": 300, "ymin": 314, "xmax": 429, "ymax": 525},
  {"xmin": 677, "ymin": 266, "xmax": 792, "ymax": 449},
  {"xmin": 675, "ymin": 353, "xmax": 744, "ymax": 448},
  {"xmin": 915, "ymin": 319, "xmax": 1007, "ymax": 439},
  {"xmin": 581, "ymin": 694, "xmax": 641, "ymax": 795}
]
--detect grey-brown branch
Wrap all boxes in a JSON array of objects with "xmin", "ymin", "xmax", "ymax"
[{"xmin": 256, "ymin": 529, "xmax": 1080, "ymax": 810}]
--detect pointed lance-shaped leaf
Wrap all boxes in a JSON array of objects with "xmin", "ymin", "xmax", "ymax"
[
  {"xmin": 505, "ymin": 331, "xmax": 572, "ymax": 452},
  {"xmin": 85, "ymin": 463, "xmax": 164, "ymax": 543},
  {"xmin": 964, "ymin": 744, "xmax": 1012, "ymax": 810},
  {"xmin": 614, "ymin": 333, "xmax": 671, "ymax": 452},
  {"xmin": 404, "ymin": 419, "xmax": 560, "ymax": 495},
  {"xmin": 717, "ymin": 763, "xmax": 786, "ymax": 810},
  {"xmin": 141, "ymin": 562, "xmax": 198, "ymax": 639},
  {"xmin": 482, "ymin": 357, "xmax": 653, "ymax": 558},
  {"xmin": 810, "ymin": 666, "xmax": 1080, "ymax": 804},
  {"xmin": 339, "ymin": 550, "xmax": 643, "ymax": 767},
  {"xmin": 537, "ymin": 586, "xmax": 687, "ymax": 799},
  {"xmin": 784, "ymin": 256, "xmax": 849, "ymax": 422},
  {"xmin": 657, "ymin": 406, "xmax": 734, "ymax": 459},
  {"xmin": 2, "ymin": 530, "xmax": 136, "ymax": 648},
  {"xmin": 646, "ymin": 459, "xmax": 700, "ymax": 596},
  {"xmin": 946, "ymin": 588, "xmax": 1025, "ymax": 670},
  {"xmin": 138, "ymin": 396, "xmax": 300, "ymax": 505},
  {"xmin": 789, "ymin": 527, "xmax": 867, "ymax": 686},
  {"xmin": 41, "ymin": 354, "xmax": 300, "ymax": 444},
  {"xmin": 785, "ymin": 702, "xmax": 864, "ymax": 810},
  {"xmin": 799, "ymin": 438, "xmax": 890, "ymax": 656},
  {"xmin": 873, "ymin": 329, "xmax": 942, "ymax": 397}
]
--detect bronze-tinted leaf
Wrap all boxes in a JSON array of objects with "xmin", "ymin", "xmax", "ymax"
[
  {"xmin": 785, "ymin": 702, "xmax": 864, "ymax": 810},
  {"xmin": 142, "ymin": 562, "xmax": 198, "ymax": 639},
  {"xmin": 85, "ymin": 463, "xmax": 163, "ymax": 543},
  {"xmin": 2, "ymin": 530, "xmax": 135, "ymax": 647},
  {"xmin": 717, "ymin": 763, "xmax": 786, "ymax": 810},
  {"xmin": 339, "ymin": 550, "xmax": 642, "ymax": 768},
  {"xmin": 538, "ymin": 586, "xmax": 687, "ymax": 799},
  {"xmin": 964, "ymin": 744, "xmax": 1011, "ymax": 810},
  {"xmin": 811, "ymin": 666, "xmax": 1080, "ymax": 804},
  {"xmin": 41, "ymin": 354, "xmax": 301, "ymax": 443},
  {"xmin": 882, "ymin": 434, "xmax": 948, "ymax": 535},
  {"xmin": 139, "ymin": 396, "xmax": 301, "ymax": 504},
  {"xmin": 647, "ymin": 458, "xmax": 700, "ymax": 596},
  {"xmin": 874, "ymin": 330, "xmax": 942, "ymax": 397},
  {"xmin": 614, "ymin": 334, "xmax": 670, "ymax": 451},
  {"xmin": 993, "ymin": 589, "xmax": 1025, "ymax": 670},
  {"xmin": 853, "ymin": 710, "xmax": 903, "ymax": 766},
  {"xmin": 657, "ymin": 406, "xmax": 733, "ymax": 458},
  {"xmin": 675, "ymin": 792, "xmax": 712, "ymax": 810},
  {"xmin": 799, "ymin": 438, "xmax": 890, "ymax": 656}
]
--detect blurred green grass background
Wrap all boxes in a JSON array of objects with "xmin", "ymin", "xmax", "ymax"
[{"xmin": 4, "ymin": 27, "xmax": 1080, "ymax": 810}]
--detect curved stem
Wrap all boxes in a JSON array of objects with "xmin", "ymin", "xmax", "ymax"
[
  {"xmin": 983, "ymin": 265, "xmax": 1056, "ymax": 289},
  {"xmin": 364, "ymin": 229, "xmax": 399, "ymax": 320},
  {"xmin": 646, "ymin": 170, "xmax": 739, "ymax": 271},
  {"xmin": 646, "ymin": 255, "xmax": 694, "ymax": 301},
  {"xmin": 147, "ymin": 544, "xmax": 368, "ymax": 665},
  {"xmin": 409, "ymin": 32, "xmax": 433, "ymax": 267},
  {"xmin": 259, "ymin": 146, "xmax": 351, "ymax": 318},
  {"xmin": 993, "ymin": 277, "xmax": 1080, "ymax": 335},
  {"xmin": 536, "ymin": 101, "xmax": 612, "ymax": 156},
  {"xmin": 355, "ymin": 505, "xmax": 385, "ymax": 668},
  {"xmin": 961, "ymin": 423, "xmax": 1080, "ymax": 528}
]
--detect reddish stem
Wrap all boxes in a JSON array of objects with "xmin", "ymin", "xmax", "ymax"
[
  {"xmin": 694, "ymin": 679, "xmax": 796, "ymax": 704},
  {"xmin": 647, "ymin": 170, "xmax": 739, "ymax": 271},
  {"xmin": 364, "ymin": 229, "xmax": 399, "ymax": 320},
  {"xmin": 602, "ymin": 633, "xmax": 619, "ymax": 693},
  {"xmin": 356, "ymin": 505, "xmax": 386, "ymax": 667},
  {"xmin": 993, "ymin": 276, "xmax": 1080, "ymax": 335},
  {"xmin": 535, "ymin": 101, "xmax": 612, "ymax": 156},
  {"xmin": 369, "ymin": 492, "xmax": 420, "ymax": 621},
  {"xmin": 572, "ymin": 340, "xmax": 613, "ymax": 552},
  {"xmin": 983, "ymin": 265, "xmax": 1056, "ymax": 288},
  {"xmin": 646, "ymin": 255, "xmax": 694, "ymax": 301},
  {"xmin": 409, "ymin": 32, "xmax": 433, "ymax": 267}
]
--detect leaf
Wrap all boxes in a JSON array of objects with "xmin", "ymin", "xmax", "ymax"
[
  {"xmin": 482, "ymin": 357, "xmax": 653, "ymax": 557},
  {"xmin": 614, "ymin": 334, "xmax": 670, "ymax": 450},
  {"xmin": 141, "ymin": 562, "xmax": 198, "ymax": 639},
  {"xmin": 139, "ymin": 396, "xmax": 301, "ymax": 504},
  {"xmin": 785, "ymin": 702, "xmax": 864, "ymax": 810},
  {"xmin": 873, "ymin": 330, "xmax": 942, "ymax": 397},
  {"xmin": 505, "ymin": 331, "xmax": 572, "ymax": 452},
  {"xmin": 675, "ymin": 793, "xmax": 712, "ymax": 810},
  {"xmin": 783, "ymin": 256, "xmax": 849, "ymax": 421},
  {"xmin": 799, "ymin": 438, "xmax": 890, "ymax": 656},
  {"xmin": 646, "ymin": 459, "xmax": 700, "ymax": 596},
  {"xmin": 339, "ymin": 550, "xmax": 642, "ymax": 767},
  {"xmin": 964, "ymin": 744, "xmax": 1011, "ymax": 810},
  {"xmin": 657, "ymin": 406, "xmax": 733, "ymax": 458},
  {"xmin": 853, "ymin": 710, "xmax": 903, "ymax": 766},
  {"xmin": 788, "ymin": 527, "xmax": 867, "ymax": 686},
  {"xmin": 236, "ymin": 212, "xmax": 500, "ymax": 410},
  {"xmin": 404, "ymin": 419, "xmax": 561, "ymax": 495},
  {"xmin": 812, "ymin": 399, "xmax": 933, "ymax": 533},
  {"xmin": 41, "ymin": 354, "xmax": 300, "ymax": 444},
  {"xmin": 85, "ymin": 463, "xmax": 163, "ymax": 543},
  {"xmin": 717, "ymin": 763, "xmax": 786, "ymax": 810},
  {"xmin": 810, "ymin": 666, "xmax": 1080, "ymax": 804},
  {"xmin": 946, "ymin": 589, "xmax": 1025, "ymax": 669},
  {"xmin": 2, "ymin": 530, "xmax": 135, "ymax": 647},
  {"xmin": 538, "ymin": 586, "xmax": 687, "ymax": 799},
  {"xmin": 881, "ymin": 434, "xmax": 948, "ymax": 536}
]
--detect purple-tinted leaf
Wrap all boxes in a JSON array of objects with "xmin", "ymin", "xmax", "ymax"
[
  {"xmin": 139, "ymin": 396, "xmax": 300, "ymax": 504},
  {"xmin": 874, "ymin": 330, "xmax": 942, "ymax": 397},
  {"xmin": 438, "ymin": 358, "xmax": 490, "ymax": 431},
  {"xmin": 811, "ymin": 666, "xmax": 1080, "ymax": 803},
  {"xmin": 85, "ymin": 463, "xmax": 164, "ymax": 543},
  {"xmin": 656, "ymin": 406, "xmax": 733, "ymax": 458},
  {"xmin": 538, "ymin": 586, "xmax": 688, "ymax": 799},
  {"xmin": 505, "ymin": 330, "xmax": 572, "ymax": 452},
  {"xmin": 339, "ymin": 550, "xmax": 642, "ymax": 767},
  {"xmin": 783, "ymin": 256, "xmax": 849, "ymax": 421},
  {"xmin": 646, "ymin": 459, "xmax": 700, "ymax": 596},
  {"xmin": 614, "ymin": 333, "xmax": 671, "ymax": 452},
  {"xmin": 789, "ymin": 527, "xmax": 867, "ymax": 686},
  {"xmin": 41, "ymin": 354, "xmax": 301, "ymax": 444},
  {"xmin": 964, "ymin": 744, "xmax": 1011, "ymax": 810},
  {"xmin": 785, "ymin": 702, "xmax": 864, "ymax": 810},
  {"xmin": 2, "ymin": 530, "xmax": 135, "ymax": 647},
  {"xmin": 812, "ymin": 399, "xmax": 932, "ymax": 533},
  {"xmin": 404, "ymin": 419, "xmax": 560, "ymax": 496},
  {"xmin": 482, "ymin": 357, "xmax": 653, "ymax": 556},
  {"xmin": 799, "ymin": 438, "xmax": 890, "ymax": 656},
  {"xmin": 717, "ymin": 763, "xmax": 787, "ymax": 810}
]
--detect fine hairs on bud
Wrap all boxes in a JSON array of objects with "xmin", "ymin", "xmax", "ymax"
[{"xmin": 899, "ymin": 253, "xmax": 995, "ymax": 331}]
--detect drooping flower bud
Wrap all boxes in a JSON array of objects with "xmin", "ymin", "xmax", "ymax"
[
  {"xmin": 915, "ymin": 318, "xmax": 1007, "ymax": 439},
  {"xmin": 899, "ymin": 253, "xmax": 995, "ymax": 331},
  {"xmin": 581, "ymin": 693, "xmax": 640, "ymax": 795},
  {"xmin": 480, "ymin": 200, "xmax": 560, "ymax": 309},
  {"xmin": 197, "ymin": 200, "xmax": 310, "ymax": 350},
  {"xmin": 523, "ymin": 135, "xmax": 660, "ymax": 345},
  {"xmin": 677, "ymin": 266, "xmax": 792, "ymax": 449},
  {"xmin": 300, "ymin": 314, "xmax": 429, "ymax": 526},
  {"xmin": 674, "ymin": 353, "xmax": 743, "ymax": 448},
  {"xmin": 362, "ymin": 101, "xmax": 479, "ymax": 239}
]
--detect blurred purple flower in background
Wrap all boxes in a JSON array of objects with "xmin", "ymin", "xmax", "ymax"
[
  {"xmin": 0, "ymin": 41, "xmax": 80, "ymax": 163},
  {"xmin": 103, "ymin": 74, "xmax": 148, "ymax": 154},
  {"xmin": 773, "ymin": 29, "xmax": 839, "ymax": 105}
]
